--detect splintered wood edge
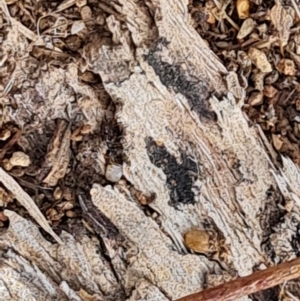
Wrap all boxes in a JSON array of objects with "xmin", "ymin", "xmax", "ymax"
[
  {"xmin": 0, "ymin": 167, "xmax": 63, "ymax": 244},
  {"xmin": 175, "ymin": 257, "xmax": 300, "ymax": 301}
]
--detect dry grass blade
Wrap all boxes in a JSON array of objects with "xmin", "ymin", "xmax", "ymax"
[
  {"xmin": 175, "ymin": 257, "xmax": 300, "ymax": 301},
  {"xmin": 0, "ymin": 168, "xmax": 62, "ymax": 244}
]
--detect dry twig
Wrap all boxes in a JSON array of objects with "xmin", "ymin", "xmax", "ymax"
[{"xmin": 175, "ymin": 257, "xmax": 300, "ymax": 301}]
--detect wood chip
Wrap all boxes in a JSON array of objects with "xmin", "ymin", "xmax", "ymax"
[
  {"xmin": 248, "ymin": 48, "xmax": 272, "ymax": 73},
  {"xmin": 237, "ymin": 18, "xmax": 255, "ymax": 40}
]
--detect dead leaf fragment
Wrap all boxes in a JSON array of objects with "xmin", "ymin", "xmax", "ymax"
[
  {"xmin": 237, "ymin": 0, "xmax": 250, "ymax": 19},
  {"xmin": 71, "ymin": 21, "xmax": 85, "ymax": 35},
  {"xmin": 272, "ymin": 134, "xmax": 283, "ymax": 151},
  {"xmin": 39, "ymin": 120, "xmax": 71, "ymax": 187},
  {"xmin": 270, "ymin": 1, "xmax": 293, "ymax": 47},
  {"xmin": 264, "ymin": 85, "xmax": 278, "ymax": 98},
  {"xmin": 2, "ymin": 159, "xmax": 13, "ymax": 171},
  {"xmin": 9, "ymin": 151, "xmax": 31, "ymax": 167},
  {"xmin": 81, "ymin": 6, "xmax": 92, "ymax": 21},
  {"xmin": 46, "ymin": 208, "xmax": 64, "ymax": 221},
  {"xmin": 252, "ymin": 70, "xmax": 266, "ymax": 91},
  {"xmin": 80, "ymin": 124, "xmax": 91, "ymax": 135},
  {"xmin": 276, "ymin": 59, "xmax": 295, "ymax": 76},
  {"xmin": 249, "ymin": 91, "xmax": 263, "ymax": 106},
  {"xmin": 207, "ymin": 12, "xmax": 216, "ymax": 24},
  {"xmin": 53, "ymin": 186, "xmax": 63, "ymax": 200},
  {"xmin": 237, "ymin": 18, "xmax": 255, "ymax": 39},
  {"xmin": 248, "ymin": 48, "xmax": 272, "ymax": 73}
]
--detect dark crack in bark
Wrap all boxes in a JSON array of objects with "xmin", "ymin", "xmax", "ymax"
[
  {"xmin": 101, "ymin": 106, "xmax": 123, "ymax": 165},
  {"xmin": 291, "ymin": 224, "xmax": 300, "ymax": 256},
  {"xmin": 260, "ymin": 186, "xmax": 286, "ymax": 261},
  {"xmin": 78, "ymin": 193, "xmax": 124, "ymax": 243}
]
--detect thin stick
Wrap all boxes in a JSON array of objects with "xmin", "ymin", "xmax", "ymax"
[{"xmin": 175, "ymin": 257, "xmax": 300, "ymax": 301}]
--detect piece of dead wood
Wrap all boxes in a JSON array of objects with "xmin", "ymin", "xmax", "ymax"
[
  {"xmin": 175, "ymin": 257, "xmax": 300, "ymax": 301},
  {"xmin": 0, "ymin": 167, "xmax": 62, "ymax": 244}
]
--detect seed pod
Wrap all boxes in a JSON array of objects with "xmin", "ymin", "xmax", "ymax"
[
  {"xmin": 184, "ymin": 229, "xmax": 211, "ymax": 253},
  {"xmin": 237, "ymin": 0, "xmax": 250, "ymax": 19}
]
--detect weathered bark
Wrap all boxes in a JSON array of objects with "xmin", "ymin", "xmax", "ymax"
[{"xmin": 1, "ymin": 0, "xmax": 300, "ymax": 300}]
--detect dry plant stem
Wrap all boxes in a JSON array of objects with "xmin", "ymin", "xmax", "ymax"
[{"xmin": 175, "ymin": 257, "xmax": 300, "ymax": 301}]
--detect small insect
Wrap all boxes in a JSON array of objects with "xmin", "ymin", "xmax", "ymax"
[
  {"xmin": 101, "ymin": 109, "xmax": 123, "ymax": 164},
  {"xmin": 184, "ymin": 228, "xmax": 232, "ymax": 266}
]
